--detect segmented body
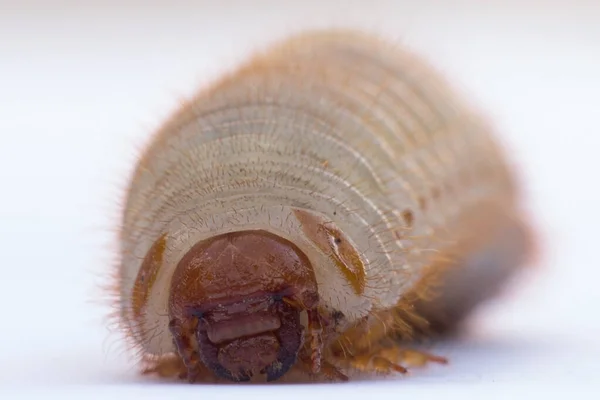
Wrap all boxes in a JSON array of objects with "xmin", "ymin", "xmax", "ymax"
[{"xmin": 115, "ymin": 29, "xmax": 532, "ymax": 381}]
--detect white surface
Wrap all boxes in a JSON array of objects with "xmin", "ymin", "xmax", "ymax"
[{"xmin": 1, "ymin": 1, "xmax": 599, "ymax": 399}]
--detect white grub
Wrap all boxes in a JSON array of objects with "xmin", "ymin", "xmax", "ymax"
[{"xmin": 117, "ymin": 29, "xmax": 527, "ymax": 360}]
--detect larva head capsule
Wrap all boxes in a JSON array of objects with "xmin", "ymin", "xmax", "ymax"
[{"xmin": 167, "ymin": 230, "xmax": 321, "ymax": 382}]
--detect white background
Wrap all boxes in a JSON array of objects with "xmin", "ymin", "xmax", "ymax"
[{"xmin": 1, "ymin": 1, "xmax": 599, "ymax": 399}]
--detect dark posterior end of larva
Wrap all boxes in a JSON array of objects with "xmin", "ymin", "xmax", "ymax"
[
  {"xmin": 167, "ymin": 230, "xmax": 320, "ymax": 382},
  {"xmin": 412, "ymin": 216, "xmax": 534, "ymax": 336}
]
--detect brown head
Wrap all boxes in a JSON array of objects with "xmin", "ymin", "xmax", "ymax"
[{"xmin": 168, "ymin": 230, "xmax": 321, "ymax": 382}]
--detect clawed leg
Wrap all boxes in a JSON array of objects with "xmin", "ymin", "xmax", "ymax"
[
  {"xmin": 348, "ymin": 353, "xmax": 408, "ymax": 375},
  {"xmin": 386, "ymin": 347, "xmax": 448, "ymax": 367},
  {"xmin": 320, "ymin": 360, "xmax": 350, "ymax": 381},
  {"xmin": 297, "ymin": 352, "xmax": 349, "ymax": 382},
  {"xmin": 326, "ymin": 307, "xmax": 448, "ymax": 378},
  {"xmin": 141, "ymin": 352, "xmax": 215, "ymax": 382},
  {"xmin": 306, "ymin": 309, "xmax": 324, "ymax": 374},
  {"xmin": 336, "ymin": 344, "xmax": 447, "ymax": 377},
  {"xmin": 168, "ymin": 317, "xmax": 210, "ymax": 382},
  {"xmin": 141, "ymin": 353, "xmax": 187, "ymax": 379}
]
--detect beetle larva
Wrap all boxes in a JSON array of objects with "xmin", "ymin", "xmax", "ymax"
[{"xmin": 112, "ymin": 29, "xmax": 534, "ymax": 383}]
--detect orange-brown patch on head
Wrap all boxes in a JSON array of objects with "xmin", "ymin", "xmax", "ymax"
[
  {"xmin": 131, "ymin": 233, "xmax": 168, "ymax": 320},
  {"xmin": 294, "ymin": 209, "xmax": 366, "ymax": 295}
]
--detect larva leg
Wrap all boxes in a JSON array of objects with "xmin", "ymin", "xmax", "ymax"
[
  {"xmin": 141, "ymin": 354, "xmax": 187, "ymax": 379},
  {"xmin": 306, "ymin": 309, "xmax": 324, "ymax": 373},
  {"xmin": 380, "ymin": 347, "xmax": 448, "ymax": 367},
  {"xmin": 291, "ymin": 308, "xmax": 348, "ymax": 381},
  {"xmin": 168, "ymin": 317, "xmax": 208, "ymax": 382},
  {"xmin": 320, "ymin": 361, "xmax": 350, "ymax": 381},
  {"xmin": 329, "ymin": 330, "xmax": 447, "ymax": 377},
  {"xmin": 140, "ymin": 341, "xmax": 212, "ymax": 382},
  {"xmin": 360, "ymin": 345, "xmax": 447, "ymax": 370},
  {"xmin": 346, "ymin": 353, "xmax": 408, "ymax": 375},
  {"xmin": 297, "ymin": 352, "xmax": 350, "ymax": 381}
]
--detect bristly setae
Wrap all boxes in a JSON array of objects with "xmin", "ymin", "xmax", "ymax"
[{"xmin": 110, "ymin": 29, "xmax": 534, "ymax": 383}]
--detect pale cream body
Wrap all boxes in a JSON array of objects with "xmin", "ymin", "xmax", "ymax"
[{"xmin": 118, "ymin": 30, "xmax": 518, "ymax": 356}]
